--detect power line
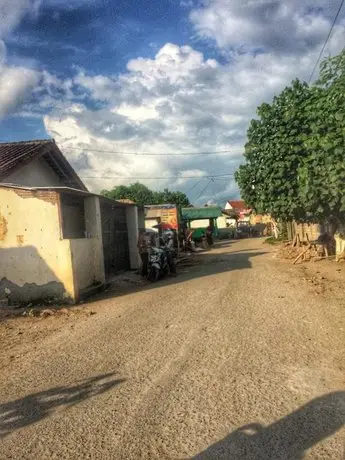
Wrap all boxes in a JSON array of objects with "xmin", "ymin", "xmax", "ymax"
[
  {"xmin": 196, "ymin": 179, "xmax": 213, "ymax": 201},
  {"xmin": 308, "ymin": 0, "xmax": 345, "ymax": 83},
  {"xmin": 60, "ymin": 145, "xmax": 238, "ymax": 156},
  {"xmin": 81, "ymin": 173, "xmax": 234, "ymax": 180},
  {"xmin": 187, "ymin": 177, "xmax": 207, "ymax": 193}
]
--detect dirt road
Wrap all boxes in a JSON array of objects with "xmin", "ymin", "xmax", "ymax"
[{"xmin": 1, "ymin": 239, "xmax": 344, "ymax": 459}]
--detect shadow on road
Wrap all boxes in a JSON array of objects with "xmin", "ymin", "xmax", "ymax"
[
  {"xmin": 90, "ymin": 244, "xmax": 269, "ymax": 304},
  {"xmin": 0, "ymin": 372, "xmax": 125, "ymax": 438},
  {"xmin": 192, "ymin": 391, "xmax": 345, "ymax": 459}
]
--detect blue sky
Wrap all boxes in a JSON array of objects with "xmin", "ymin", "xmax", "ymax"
[{"xmin": 0, "ymin": 0, "xmax": 344, "ymax": 203}]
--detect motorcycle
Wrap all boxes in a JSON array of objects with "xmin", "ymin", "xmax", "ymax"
[{"xmin": 147, "ymin": 246, "xmax": 170, "ymax": 282}]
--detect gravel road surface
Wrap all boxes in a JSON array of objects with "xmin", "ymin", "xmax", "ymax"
[{"xmin": 1, "ymin": 239, "xmax": 344, "ymax": 459}]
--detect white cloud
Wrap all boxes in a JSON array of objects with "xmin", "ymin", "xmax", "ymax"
[
  {"xmin": 0, "ymin": 64, "xmax": 39, "ymax": 118},
  {"xmin": 4, "ymin": 0, "xmax": 345, "ymax": 205},
  {"xmin": 0, "ymin": 1, "xmax": 43, "ymax": 119},
  {"xmin": 0, "ymin": 0, "xmax": 41, "ymax": 39},
  {"xmin": 45, "ymin": 42, "xmax": 319, "ymax": 203},
  {"xmin": 0, "ymin": 0, "xmax": 95, "ymax": 121},
  {"xmin": 189, "ymin": 0, "xmax": 344, "ymax": 54}
]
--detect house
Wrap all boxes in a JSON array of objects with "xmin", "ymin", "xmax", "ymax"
[
  {"xmin": 0, "ymin": 139, "xmax": 143, "ymax": 304},
  {"xmin": 225, "ymin": 200, "xmax": 251, "ymax": 223},
  {"xmin": 0, "ymin": 139, "xmax": 87, "ymax": 190}
]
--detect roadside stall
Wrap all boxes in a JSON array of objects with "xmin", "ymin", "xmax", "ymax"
[{"xmin": 181, "ymin": 207, "xmax": 223, "ymax": 249}]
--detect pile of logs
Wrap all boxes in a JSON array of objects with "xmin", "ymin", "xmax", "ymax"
[{"xmin": 291, "ymin": 233, "xmax": 330, "ymax": 264}]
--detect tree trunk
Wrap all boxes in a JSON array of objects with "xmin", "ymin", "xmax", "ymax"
[
  {"xmin": 334, "ymin": 222, "xmax": 345, "ymax": 262},
  {"xmin": 271, "ymin": 219, "xmax": 279, "ymax": 239}
]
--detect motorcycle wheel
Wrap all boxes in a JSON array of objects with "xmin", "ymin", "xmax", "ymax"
[
  {"xmin": 201, "ymin": 239, "xmax": 209, "ymax": 249},
  {"xmin": 147, "ymin": 266, "xmax": 160, "ymax": 282}
]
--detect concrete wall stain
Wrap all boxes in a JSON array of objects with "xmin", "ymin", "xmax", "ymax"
[
  {"xmin": 0, "ymin": 214, "xmax": 8, "ymax": 241},
  {"xmin": 0, "ymin": 277, "xmax": 69, "ymax": 305},
  {"xmin": 16, "ymin": 235, "xmax": 24, "ymax": 246}
]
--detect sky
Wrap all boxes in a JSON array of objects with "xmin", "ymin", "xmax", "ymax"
[{"xmin": 0, "ymin": 0, "xmax": 344, "ymax": 205}]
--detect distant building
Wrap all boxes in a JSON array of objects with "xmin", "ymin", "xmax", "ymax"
[
  {"xmin": 0, "ymin": 140, "xmax": 143, "ymax": 304},
  {"xmin": 225, "ymin": 200, "xmax": 251, "ymax": 223}
]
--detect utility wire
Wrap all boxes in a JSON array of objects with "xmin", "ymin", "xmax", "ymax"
[
  {"xmin": 61, "ymin": 145, "xmax": 237, "ymax": 156},
  {"xmin": 308, "ymin": 0, "xmax": 345, "ymax": 83},
  {"xmin": 81, "ymin": 173, "xmax": 234, "ymax": 180},
  {"xmin": 187, "ymin": 177, "xmax": 207, "ymax": 193},
  {"xmin": 196, "ymin": 179, "xmax": 213, "ymax": 201}
]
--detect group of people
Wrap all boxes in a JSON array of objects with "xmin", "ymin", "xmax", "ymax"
[
  {"xmin": 138, "ymin": 224, "xmax": 215, "ymax": 276},
  {"xmin": 179, "ymin": 225, "xmax": 214, "ymax": 252},
  {"xmin": 137, "ymin": 228, "xmax": 177, "ymax": 277}
]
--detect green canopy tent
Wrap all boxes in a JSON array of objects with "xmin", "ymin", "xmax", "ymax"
[{"xmin": 181, "ymin": 206, "xmax": 223, "ymax": 238}]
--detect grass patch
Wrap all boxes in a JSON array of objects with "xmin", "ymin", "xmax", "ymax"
[{"xmin": 265, "ymin": 236, "xmax": 286, "ymax": 245}]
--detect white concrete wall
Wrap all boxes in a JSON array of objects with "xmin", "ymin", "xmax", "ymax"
[
  {"xmin": 190, "ymin": 216, "xmax": 228, "ymax": 229},
  {"xmin": 126, "ymin": 206, "xmax": 140, "ymax": 269},
  {"xmin": 190, "ymin": 219, "xmax": 210, "ymax": 229},
  {"xmin": 70, "ymin": 239, "xmax": 99, "ymax": 292},
  {"xmin": 0, "ymin": 187, "xmax": 75, "ymax": 302},
  {"xmin": 5, "ymin": 157, "xmax": 62, "ymax": 187},
  {"xmin": 69, "ymin": 196, "xmax": 106, "ymax": 297}
]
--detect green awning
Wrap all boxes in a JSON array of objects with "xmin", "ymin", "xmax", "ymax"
[{"xmin": 181, "ymin": 207, "xmax": 223, "ymax": 220}]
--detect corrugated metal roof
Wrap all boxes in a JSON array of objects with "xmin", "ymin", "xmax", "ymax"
[{"xmin": 182, "ymin": 207, "xmax": 223, "ymax": 220}]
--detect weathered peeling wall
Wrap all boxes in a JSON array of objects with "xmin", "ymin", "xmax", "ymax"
[
  {"xmin": 5, "ymin": 157, "xmax": 63, "ymax": 187},
  {"xmin": 0, "ymin": 188, "xmax": 75, "ymax": 303}
]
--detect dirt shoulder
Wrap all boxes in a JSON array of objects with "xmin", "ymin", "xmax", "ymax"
[{"xmin": 273, "ymin": 241, "xmax": 345, "ymax": 301}]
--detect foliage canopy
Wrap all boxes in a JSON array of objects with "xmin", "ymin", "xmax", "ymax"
[
  {"xmin": 236, "ymin": 49, "xmax": 345, "ymax": 224},
  {"xmin": 101, "ymin": 182, "xmax": 191, "ymax": 207}
]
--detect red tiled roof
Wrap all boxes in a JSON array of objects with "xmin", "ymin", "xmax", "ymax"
[
  {"xmin": 0, "ymin": 139, "xmax": 53, "ymax": 179},
  {"xmin": 228, "ymin": 200, "xmax": 248, "ymax": 210}
]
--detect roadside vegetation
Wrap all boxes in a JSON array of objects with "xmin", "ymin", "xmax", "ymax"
[
  {"xmin": 101, "ymin": 182, "xmax": 190, "ymax": 207},
  {"xmin": 236, "ymin": 50, "xmax": 345, "ymax": 233}
]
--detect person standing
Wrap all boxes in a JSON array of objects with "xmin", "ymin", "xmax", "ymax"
[
  {"xmin": 206, "ymin": 225, "xmax": 214, "ymax": 246},
  {"xmin": 137, "ymin": 230, "xmax": 152, "ymax": 276}
]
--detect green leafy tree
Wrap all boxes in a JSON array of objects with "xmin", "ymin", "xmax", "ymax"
[
  {"xmin": 101, "ymin": 182, "xmax": 190, "ymax": 207},
  {"xmin": 159, "ymin": 189, "xmax": 191, "ymax": 207},
  {"xmin": 101, "ymin": 182, "xmax": 154, "ymax": 205},
  {"xmin": 236, "ymin": 79, "xmax": 312, "ymax": 221},
  {"xmin": 298, "ymin": 49, "xmax": 345, "ymax": 224},
  {"xmin": 236, "ymin": 49, "xmax": 345, "ymax": 227}
]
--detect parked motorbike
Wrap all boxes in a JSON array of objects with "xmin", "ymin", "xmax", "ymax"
[{"xmin": 147, "ymin": 246, "xmax": 170, "ymax": 282}]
